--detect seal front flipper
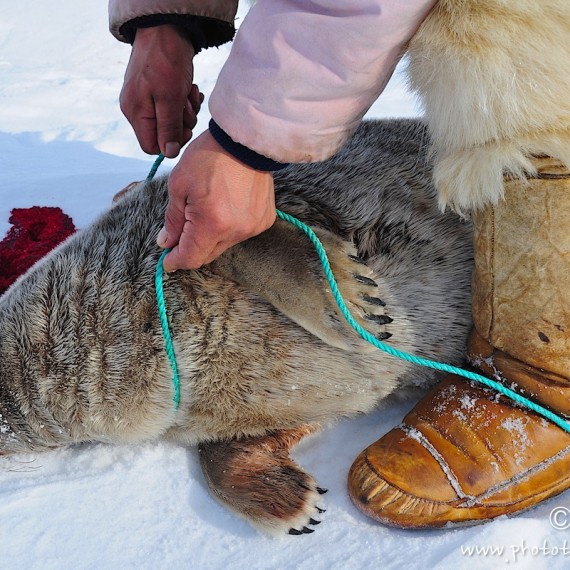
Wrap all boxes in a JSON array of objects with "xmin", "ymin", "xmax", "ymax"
[{"xmin": 210, "ymin": 219, "xmax": 392, "ymax": 352}]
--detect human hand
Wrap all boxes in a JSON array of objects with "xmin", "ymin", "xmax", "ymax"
[
  {"xmin": 120, "ymin": 25, "xmax": 202, "ymax": 158},
  {"xmin": 157, "ymin": 130, "xmax": 276, "ymax": 271}
]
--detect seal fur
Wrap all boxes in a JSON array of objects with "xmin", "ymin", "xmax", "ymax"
[{"xmin": 0, "ymin": 119, "xmax": 473, "ymax": 533}]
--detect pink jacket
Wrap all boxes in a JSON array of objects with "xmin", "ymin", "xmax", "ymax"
[{"xmin": 110, "ymin": 0, "xmax": 436, "ymax": 163}]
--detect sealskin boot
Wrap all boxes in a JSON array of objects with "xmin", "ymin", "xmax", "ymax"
[{"xmin": 348, "ymin": 157, "xmax": 570, "ymax": 528}]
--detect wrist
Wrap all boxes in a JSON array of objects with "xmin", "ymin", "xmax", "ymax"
[
  {"xmin": 133, "ymin": 24, "xmax": 196, "ymax": 57},
  {"xmin": 121, "ymin": 15, "xmax": 234, "ymax": 53},
  {"xmin": 208, "ymin": 120, "xmax": 290, "ymax": 172}
]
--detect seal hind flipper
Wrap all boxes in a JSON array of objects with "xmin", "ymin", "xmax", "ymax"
[{"xmin": 198, "ymin": 426, "xmax": 325, "ymax": 535}]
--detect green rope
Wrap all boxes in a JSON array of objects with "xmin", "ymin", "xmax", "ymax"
[
  {"xmin": 150, "ymin": 153, "xmax": 180, "ymax": 408},
  {"xmin": 155, "ymin": 248, "xmax": 180, "ymax": 408},
  {"xmin": 275, "ymin": 209, "xmax": 570, "ymax": 435},
  {"xmin": 149, "ymin": 153, "xmax": 570, "ymax": 434},
  {"xmin": 146, "ymin": 152, "xmax": 165, "ymax": 182}
]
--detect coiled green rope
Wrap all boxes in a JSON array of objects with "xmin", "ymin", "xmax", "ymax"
[{"xmin": 152, "ymin": 154, "xmax": 570, "ymax": 433}]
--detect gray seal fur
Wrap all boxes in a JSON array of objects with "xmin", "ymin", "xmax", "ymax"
[{"xmin": 0, "ymin": 119, "xmax": 473, "ymax": 533}]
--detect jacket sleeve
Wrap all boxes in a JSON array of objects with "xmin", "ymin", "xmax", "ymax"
[
  {"xmin": 209, "ymin": 0, "xmax": 436, "ymax": 163},
  {"xmin": 109, "ymin": 0, "xmax": 238, "ymax": 48}
]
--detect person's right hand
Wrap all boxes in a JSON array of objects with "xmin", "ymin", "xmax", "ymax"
[
  {"xmin": 120, "ymin": 25, "xmax": 202, "ymax": 158},
  {"xmin": 157, "ymin": 130, "xmax": 276, "ymax": 271}
]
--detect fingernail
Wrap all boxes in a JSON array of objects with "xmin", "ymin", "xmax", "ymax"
[
  {"xmin": 157, "ymin": 227, "xmax": 168, "ymax": 246},
  {"xmin": 164, "ymin": 142, "xmax": 180, "ymax": 158},
  {"xmin": 163, "ymin": 259, "xmax": 178, "ymax": 273}
]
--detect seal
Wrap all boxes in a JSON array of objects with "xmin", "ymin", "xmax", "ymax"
[{"xmin": 0, "ymin": 119, "xmax": 473, "ymax": 534}]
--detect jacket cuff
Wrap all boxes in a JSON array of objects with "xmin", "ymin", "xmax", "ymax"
[
  {"xmin": 120, "ymin": 14, "xmax": 235, "ymax": 51},
  {"xmin": 209, "ymin": 120, "xmax": 290, "ymax": 172}
]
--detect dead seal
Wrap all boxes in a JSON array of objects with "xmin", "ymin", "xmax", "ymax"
[{"xmin": 0, "ymin": 119, "xmax": 473, "ymax": 534}]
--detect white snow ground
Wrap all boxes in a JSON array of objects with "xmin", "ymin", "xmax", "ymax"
[{"xmin": 1, "ymin": 2, "xmax": 569, "ymax": 569}]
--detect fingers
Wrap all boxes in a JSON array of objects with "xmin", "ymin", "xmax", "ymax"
[
  {"xmin": 189, "ymin": 84, "xmax": 204, "ymax": 112},
  {"xmin": 124, "ymin": 91, "xmax": 199, "ymax": 158},
  {"xmin": 161, "ymin": 220, "xmax": 221, "ymax": 271},
  {"xmin": 161, "ymin": 208, "xmax": 269, "ymax": 271},
  {"xmin": 179, "ymin": 91, "xmax": 201, "ymax": 149},
  {"xmin": 156, "ymin": 130, "xmax": 277, "ymax": 271},
  {"xmin": 129, "ymin": 116, "xmax": 162, "ymax": 156},
  {"xmin": 161, "ymin": 205, "xmax": 277, "ymax": 272},
  {"xmin": 160, "ymin": 204, "xmax": 241, "ymax": 271},
  {"xmin": 155, "ymin": 99, "xmax": 183, "ymax": 158},
  {"xmin": 152, "ymin": 84, "xmax": 203, "ymax": 157},
  {"xmin": 119, "ymin": 87, "xmax": 161, "ymax": 155},
  {"xmin": 157, "ymin": 195, "xmax": 187, "ymax": 251}
]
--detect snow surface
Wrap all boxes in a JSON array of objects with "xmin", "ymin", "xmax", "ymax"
[{"xmin": 1, "ymin": 2, "xmax": 569, "ymax": 569}]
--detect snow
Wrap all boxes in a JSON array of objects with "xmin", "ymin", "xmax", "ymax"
[{"xmin": 1, "ymin": 2, "xmax": 569, "ymax": 569}]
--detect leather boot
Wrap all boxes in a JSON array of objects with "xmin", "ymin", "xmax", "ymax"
[{"xmin": 348, "ymin": 157, "xmax": 570, "ymax": 528}]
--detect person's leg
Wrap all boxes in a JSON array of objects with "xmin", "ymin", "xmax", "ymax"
[
  {"xmin": 348, "ymin": 163, "xmax": 570, "ymax": 527},
  {"xmin": 348, "ymin": 0, "xmax": 570, "ymax": 527}
]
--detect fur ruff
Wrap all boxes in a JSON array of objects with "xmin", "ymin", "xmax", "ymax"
[{"xmin": 407, "ymin": 0, "xmax": 570, "ymax": 212}]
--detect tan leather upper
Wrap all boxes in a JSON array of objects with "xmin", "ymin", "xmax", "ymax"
[{"xmin": 471, "ymin": 157, "xmax": 570, "ymax": 379}]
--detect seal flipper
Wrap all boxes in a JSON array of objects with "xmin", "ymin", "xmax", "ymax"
[
  {"xmin": 210, "ymin": 219, "xmax": 392, "ymax": 352},
  {"xmin": 198, "ymin": 426, "xmax": 325, "ymax": 535}
]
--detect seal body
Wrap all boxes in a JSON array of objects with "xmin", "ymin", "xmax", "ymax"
[{"xmin": 0, "ymin": 119, "xmax": 473, "ymax": 533}]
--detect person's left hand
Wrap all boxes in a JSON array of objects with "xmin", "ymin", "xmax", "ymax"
[
  {"xmin": 120, "ymin": 25, "xmax": 200, "ymax": 158},
  {"xmin": 157, "ymin": 130, "xmax": 276, "ymax": 271}
]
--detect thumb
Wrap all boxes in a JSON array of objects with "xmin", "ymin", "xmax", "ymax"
[
  {"xmin": 155, "ymin": 100, "xmax": 183, "ymax": 158},
  {"xmin": 157, "ymin": 189, "xmax": 187, "ymax": 250}
]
